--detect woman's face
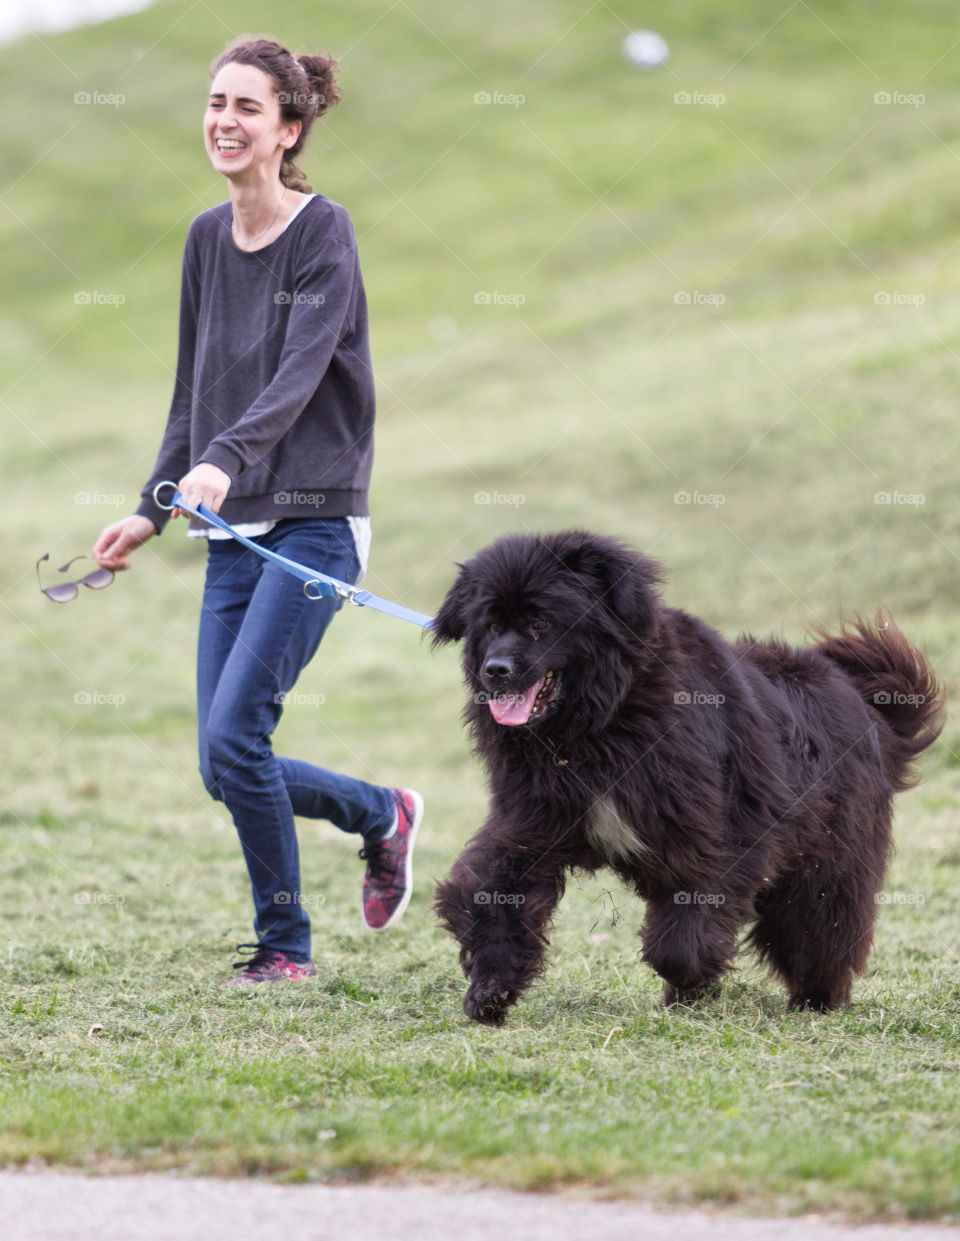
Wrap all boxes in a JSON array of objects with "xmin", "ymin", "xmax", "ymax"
[{"xmin": 204, "ymin": 61, "xmax": 301, "ymax": 183}]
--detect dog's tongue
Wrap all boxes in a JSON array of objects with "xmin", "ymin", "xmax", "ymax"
[{"xmin": 488, "ymin": 679, "xmax": 543, "ymax": 726}]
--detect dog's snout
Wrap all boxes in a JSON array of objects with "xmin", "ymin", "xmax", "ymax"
[{"xmin": 483, "ymin": 655, "xmax": 514, "ymax": 680}]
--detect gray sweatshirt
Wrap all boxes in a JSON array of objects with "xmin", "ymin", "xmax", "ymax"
[{"xmin": 136, "ymin": 193, "xmax": 375, "ymax": 532}]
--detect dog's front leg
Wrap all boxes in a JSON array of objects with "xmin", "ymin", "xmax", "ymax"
[
  {"xmin": 640, "ymin": 893, "xmax": 741, "ymax": 1005},
  {"xmin": 435, "ymin": 844, "xmax": 566, "ymax": 1026}
]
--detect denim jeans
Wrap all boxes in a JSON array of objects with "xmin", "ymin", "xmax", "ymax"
[{"xmin": 197, "ymin": 517, "xmax": 396, "ymax": 957}]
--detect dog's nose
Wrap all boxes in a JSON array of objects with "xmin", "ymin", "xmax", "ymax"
[{"xmin": 483, "ymin": 655, "xmax": 514, "ymax": 680}]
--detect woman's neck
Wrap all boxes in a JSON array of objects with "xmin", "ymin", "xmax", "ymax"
[{"xmin": 228, "ymin": 175, "xmax": 295, "ymax": 249}]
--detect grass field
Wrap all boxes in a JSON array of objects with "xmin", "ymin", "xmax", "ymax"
[{"xmin": 3, "ymin": 0, "xmax": 960, "ymax": 1220}]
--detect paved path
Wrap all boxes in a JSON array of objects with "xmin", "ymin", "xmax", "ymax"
[{"xmin": 3, "ymin": 1171, "xmax": 960, "ymax": 1241}]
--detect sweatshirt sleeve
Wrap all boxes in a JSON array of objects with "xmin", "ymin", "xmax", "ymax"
[
  {"xmin": 198, "ymin": 226, "xmax": 357, "ymax": 480},
  {"xmin": 135, "ymin": 226, "xmax": 201, "ymax": 533}
]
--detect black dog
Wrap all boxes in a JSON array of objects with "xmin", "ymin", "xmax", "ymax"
[{"xmin": 432, "ymin": 530, "xmax": 943, "ymax": 1026}]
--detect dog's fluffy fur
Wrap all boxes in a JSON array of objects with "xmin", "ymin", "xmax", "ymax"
[{"xmin": 431, "ymin": 530, "xmax": 943, "ymax": 1026}]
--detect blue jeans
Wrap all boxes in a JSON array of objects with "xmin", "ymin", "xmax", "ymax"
[{"xmin": 197, "ymin": 517, "xmax": 396, "ymax": 958}]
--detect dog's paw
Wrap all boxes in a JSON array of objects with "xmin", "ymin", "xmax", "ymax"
[
  {"xmin": 464, "ymin": 978, "xmax": 514, "ymax": 1026},
  {"xmin": 663, "ymin": 979, "xmax": 721, "ymax": 1007}
]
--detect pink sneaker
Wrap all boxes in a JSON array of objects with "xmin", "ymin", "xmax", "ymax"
[
  {"xmin": 359, "ymin": 789, "xmax": 424, "ymax": 931},
  {"xmin": 220, "ymin": 943, "xmax": 317, "ymax": 987}
]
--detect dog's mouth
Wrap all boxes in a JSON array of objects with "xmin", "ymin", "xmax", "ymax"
[{"xmin": 486, "ymin": 669, "xmax": 561, "ymax": 726}]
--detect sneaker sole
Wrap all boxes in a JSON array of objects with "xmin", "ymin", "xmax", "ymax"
[
  {"xmin": 366, "ymin": 788, "xmax": 424, "ymax": 933},
  {"xmin": 218, "ymin": 973, "xmax": 316, "ymax": 988}
]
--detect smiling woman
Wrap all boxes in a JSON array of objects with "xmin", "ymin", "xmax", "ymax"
[
  {"xmin": 91, "ymin": 34, "xmax": 424, "ymax": 985},
  {"xmin": 205, "ymin": 36, "xmax": 343, "ymax": 210}
]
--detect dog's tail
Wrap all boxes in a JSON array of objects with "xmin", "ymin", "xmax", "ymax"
[{"xmin": 814, "ymin": 611, "xmax": 945, "ymax": 791}]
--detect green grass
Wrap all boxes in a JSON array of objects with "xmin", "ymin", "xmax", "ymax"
[{"xmin": 3, "ymin": 0, "xmax": 960, "ymax": 1219}]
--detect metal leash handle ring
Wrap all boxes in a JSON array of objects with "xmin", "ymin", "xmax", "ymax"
[{"xmin": 152, "ymin": 480, "xmax": 180, "ymax": 511}]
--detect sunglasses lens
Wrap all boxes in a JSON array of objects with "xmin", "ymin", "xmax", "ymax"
[
  {"xmin": 81, "ymin": 568, "xmax": 115, "ymax": 590},
  {"xmin": 42, "ymin": 583, "xmax": 80, "ymax": 604}
]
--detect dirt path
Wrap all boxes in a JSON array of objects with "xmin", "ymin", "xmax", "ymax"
[{"xmin": 3, "ymin": 1171, "xmax": 959, "ymax": 1241}]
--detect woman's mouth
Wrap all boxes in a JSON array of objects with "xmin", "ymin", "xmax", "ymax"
[{"xmin": 215, "ymin": 138, "xmax": 248, "ymax": 156}]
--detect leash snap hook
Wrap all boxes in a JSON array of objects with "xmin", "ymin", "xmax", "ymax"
[{"xmin": 336, "ymin": 583, "xmax": 362, "ymax": 606}]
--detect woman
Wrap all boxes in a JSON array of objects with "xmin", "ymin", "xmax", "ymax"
[{"xmin": 94, "ymin": 36, "xmax": 423, "ymax": 985}]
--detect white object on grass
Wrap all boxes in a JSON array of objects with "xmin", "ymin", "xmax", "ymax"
[{"xmin": 622, "ymin": 29, "xmax": 670, "ymax": 70}]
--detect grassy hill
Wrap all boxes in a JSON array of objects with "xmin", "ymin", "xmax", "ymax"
[{"xmin": 2, "ymin": 0, "xmax": 960, "ymax": 1216}]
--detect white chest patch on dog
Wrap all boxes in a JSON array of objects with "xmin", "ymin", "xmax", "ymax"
[{"xmin": 585, "ymin": 796, "xmax": 649, "ymax": 864}]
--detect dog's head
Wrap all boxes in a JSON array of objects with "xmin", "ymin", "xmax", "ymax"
[{"xmin": 432, "ymin": 530, "xmax": 664, "ymax": 733}]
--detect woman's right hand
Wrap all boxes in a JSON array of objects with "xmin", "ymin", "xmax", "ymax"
[{"xmin": 93, "ymin": 514, "xmax": 158, "ymax": 570}]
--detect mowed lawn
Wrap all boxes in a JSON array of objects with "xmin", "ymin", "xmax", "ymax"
[{"xmin": 2, "ymin": 0, "xmax": 960, "ymax": 1219}]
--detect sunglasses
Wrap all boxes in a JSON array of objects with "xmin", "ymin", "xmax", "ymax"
[{"xmin": 36, "ymin": 553, "xmax": 115, "ymax": 604}]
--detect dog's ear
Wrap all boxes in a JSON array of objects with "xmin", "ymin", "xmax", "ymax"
[
  {"xmin": 431, "ymin": 561, "xmax": 474, "ymax": 647},
  {"xmin": 560, "ymin": 534, "xmax": 663, "ymax": 630}
]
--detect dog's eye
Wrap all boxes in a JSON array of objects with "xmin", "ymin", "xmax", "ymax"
[
  {"xmin": 489, "ymin": 624, "xmax": 502, "ymax": 635},
  {"xmin": 532, "ymin": 619, "xmax": 550, "ymax": 631}
]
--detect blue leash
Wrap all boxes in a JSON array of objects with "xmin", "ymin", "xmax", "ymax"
[{"xmin": 153, "ymin": 482, "xmax": 434, "ymax": 631}]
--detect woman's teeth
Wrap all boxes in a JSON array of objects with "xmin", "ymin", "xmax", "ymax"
[{"xmin": 216, "ymin": 140, "xmax": 246, "ymax": 151}]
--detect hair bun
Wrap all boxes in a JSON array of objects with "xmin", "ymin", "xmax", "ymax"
[{"xmin": 296, "ymin": 53, "xmax": 342, "ymax": 116}]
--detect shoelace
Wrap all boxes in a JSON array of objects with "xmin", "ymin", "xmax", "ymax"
[
  {"xmin": 358, "ymin": 840, "xmax": 394, "ymax": 883},
  {"xmin": 231, "ymin": 942, "xmax": 280, "ymax": 972}
]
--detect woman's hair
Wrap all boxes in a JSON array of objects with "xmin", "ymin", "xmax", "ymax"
[{"xmin": 210, "ymin": 35, "xmax": 342, "ymax": 193}]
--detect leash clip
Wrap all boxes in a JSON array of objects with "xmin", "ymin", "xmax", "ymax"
[
  {"xmin": 303, "ymin": 579, "xmax": 361, "ymax": 606},
  {"xmin": 336, "ymin": 583, "xmax": 362, "ymax": 606}
]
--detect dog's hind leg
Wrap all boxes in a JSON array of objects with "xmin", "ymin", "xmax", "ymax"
[
  {"xmin": 747, "ymin": 790, "xmax": 893, "ymax": 1011},
  {"xmin": 641, "ymin": 894, "xmax": 743, "ymax": 1006},
  {"xmin": 748, "ymin": 854, "xmax": 884, "ymax": 1011},
  {"xmin": 435, "ymin": 842, "xmax": 566, "ymax": 1026}
]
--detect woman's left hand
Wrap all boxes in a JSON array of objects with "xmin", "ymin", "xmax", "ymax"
[{"xmin": 174, "ymin": 461, "xmax": 232, "ymax": 518}]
